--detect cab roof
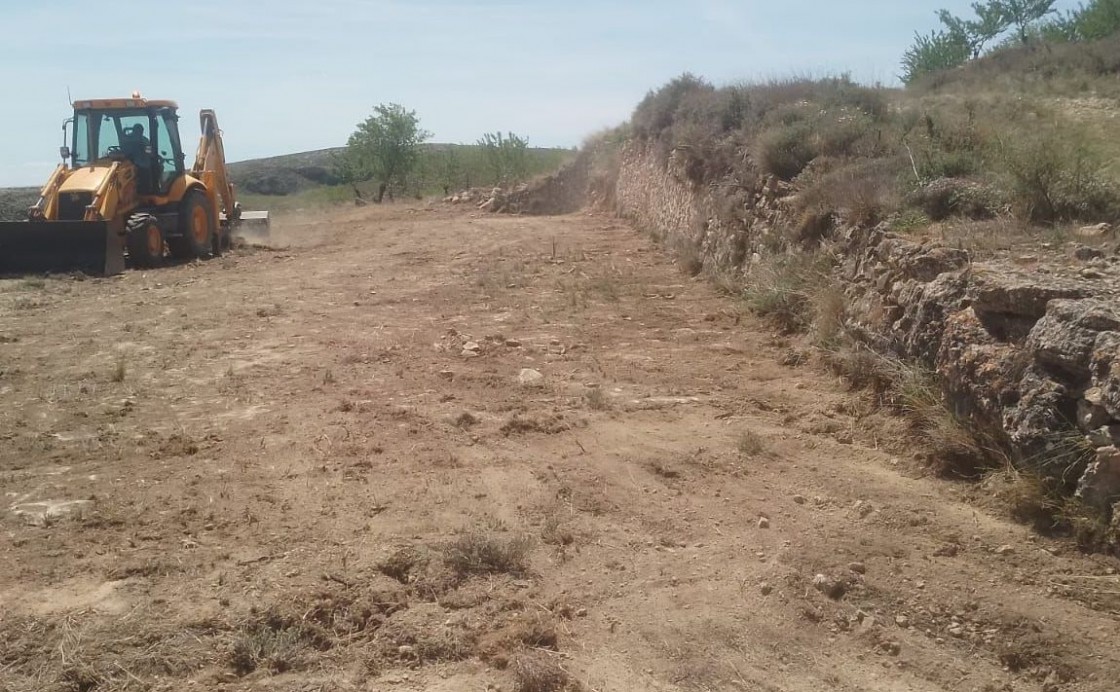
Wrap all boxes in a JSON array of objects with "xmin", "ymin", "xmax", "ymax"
[{"xmin": 72, "ymin": 97, "xmax": 178, "ymax": 111}]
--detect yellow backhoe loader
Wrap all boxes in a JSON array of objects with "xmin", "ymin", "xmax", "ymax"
[{"xmin": 0, "ymin": 93, "xmax": 269, "ymax": 275}]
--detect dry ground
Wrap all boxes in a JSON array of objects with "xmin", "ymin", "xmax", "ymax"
[{"xmin": 1, "ymin": 204, "xmax": 1117, "ymax": 692}]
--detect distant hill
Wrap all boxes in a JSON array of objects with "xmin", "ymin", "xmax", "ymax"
[
  {"xmin": 228, "ymin": 143, "xmax": 575, "ymax": 196},
  {"xmin": 228, "ymin": 148, "xmax": 344, "ymax": 196},
  {"xmin": 0, "ymin": 188, "xmax": 37, "ymax": 222}
]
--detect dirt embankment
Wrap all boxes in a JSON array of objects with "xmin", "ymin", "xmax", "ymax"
[{"xmin": 4, "ymin": 204, "xmax": 1119, "ymax": 691}]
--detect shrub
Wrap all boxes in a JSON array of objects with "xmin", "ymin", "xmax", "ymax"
[
  {"xmin": 632, "ymin": 73, "xmax": 714, "ymax": 139},
  {"xmin": 741, "ymin": 252, "xmax": 833, "ymax": 332},
  {"xmin": 442, "ymin": 527, "xmax": 533, "ymax": 577},
  {"xmin": 798, "ymin": 157, "xmax": 906, "ymax": 229},
  {"xmin": 756, "ymin": 122, "xmax": 817, "ymax": 180},
  {"xmin": 998, "ymin": 126, "xmax": 1120, "ymax": 223}
]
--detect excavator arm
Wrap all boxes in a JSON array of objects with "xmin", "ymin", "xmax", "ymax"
[{"xmin": 191, "ymin": 110, "xmax": 269, "ymax": 243}]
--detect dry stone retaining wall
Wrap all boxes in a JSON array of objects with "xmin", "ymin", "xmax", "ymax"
[{"xmin": 612, "ymin": 143, "xmax": 1120, "ymax": 517}]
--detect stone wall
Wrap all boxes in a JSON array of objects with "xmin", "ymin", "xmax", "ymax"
[{"xmin": 609, "ymin": 142, "xmax": 1120, "ymax": 517}]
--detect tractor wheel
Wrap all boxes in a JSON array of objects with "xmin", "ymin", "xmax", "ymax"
[
  {"xmin": 126, "ymin": 213, "xmax": 164, "ymax": 268},
  {"xmin": 169, "ymin": 190, "xmax": 213, "ymax": 260}
]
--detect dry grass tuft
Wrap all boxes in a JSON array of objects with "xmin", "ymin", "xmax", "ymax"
[
  {"xmin": 741, "ymin": 252, "xmax": 834, "ymax": 334},
  {"xmin": 442, "ymin": 524, "xmax": 534, "ymax": 577},
  {"xmin": 737, "ymin": 430, "xmax": 768, "ymax": 457},
  {"xmin": 826, "ymin": 344, "xmax": 992, "ymax": 476},
  {"xmin": 110, "ymin": 356, "xmax": 127, "ymax": 383},
  {"xmin": 583, "ymin": 388, "xmax": 610, "ymax": 411},
  {"xmin": 672, "ymin": 236, "xmax": 704, "ymax": 276},
  {"xmin": 512, "ymin": 652, "xmax": 576, "ymax": 692}
]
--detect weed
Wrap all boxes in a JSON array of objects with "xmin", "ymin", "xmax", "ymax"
[
  {"xmin": 322, "ymin": 369, "xmax": 335, "ymax": 385},
  {"xmin": 672, "ymin": 236, "xmax": 704, "ymax": 276},
  {"xmin": 255, "ymin": 304, "xmax": 283, "ymax": 318},
  {"xmin": 541, "ymin": 511, "xmax": 575, "ymax": 548},
  {"xmin": 442, "ymin": 525, "xmax": 533, "ymax": 577},
  {"xmin": 230, "ymin": 613, "xmax": 321, "ymax": 676},
  {"xmin": 588, "ymin": 270, "xmax": 623, "ymax": 301},
  {"xmin": 741, "ymin": 252, "xmax": 832, "ymax": 333},
  {"xmin": 512, "ymin": 653, "xmax": 576, "ymax": 692},
  {"xmin": 583, "ymin": 388, "xmax": 610, "ymax": 411},
  {"xmin": 111, "ymin": 356, "xmax": 126, "ymax": 383},
  {"xmin": 737, "ymin": 430, "xmax": 768, "ymax": 457}
]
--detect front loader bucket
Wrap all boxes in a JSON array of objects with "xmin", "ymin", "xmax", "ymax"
[
  {"xmin": 0, "ymin": 220, "xmax": 125, "ymax": 276},
  {"xmin": 232, "ymin": 211, "xmax": 271, "ymax": 245}
]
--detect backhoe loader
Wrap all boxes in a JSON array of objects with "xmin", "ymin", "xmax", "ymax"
[{"xmin": 0, "ymin": 93, "xmax": 269, "ymax": 275}]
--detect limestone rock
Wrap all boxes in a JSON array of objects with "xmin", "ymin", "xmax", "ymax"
[
  {"xmin": 1027, "ymin": 300, "xmax": 1120, "ymax": 378},
  {"xmin": 517, "ymin": 368, "xmax": 544, "ymax": 386},
  {"xmin": 1077, "ymin": 446, "xmax": 1120, "ymax": 510}
]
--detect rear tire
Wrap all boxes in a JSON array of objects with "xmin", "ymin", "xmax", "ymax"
[
  {"xmin": 169, "ymin": 190, "xmax": 213, "ymax": 260},
  {"xmin": 126, "ymin": 213, "xmax": 164, "ymax": 268}
]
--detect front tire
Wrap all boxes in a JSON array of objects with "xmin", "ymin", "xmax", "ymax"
[
  {"xmin": 169, "ymin": 190, "xmax": 213, "ymax": 260},
  {"xmin": 126, "ymin": 213, "xmax": 164, "ymax": 268}
]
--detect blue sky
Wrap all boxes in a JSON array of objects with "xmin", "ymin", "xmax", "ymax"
[{"xmin": 0, "ymin": 0, "xmax": 1081, "ymax": 186}]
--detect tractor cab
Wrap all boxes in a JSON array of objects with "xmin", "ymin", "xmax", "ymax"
[{"xmin": 68, "ymin": 97, "xmax": 186, "ymax": 196}]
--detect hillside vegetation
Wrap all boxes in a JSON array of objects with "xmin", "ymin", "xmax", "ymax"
[{"xmin": 616, "ymin": 33, "xmax": 1120, "ymax": 249}]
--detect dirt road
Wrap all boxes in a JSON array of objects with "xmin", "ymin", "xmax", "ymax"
[{"xmin": 1, "ymin": 205, "xmax": 1117, "ymax": 692}]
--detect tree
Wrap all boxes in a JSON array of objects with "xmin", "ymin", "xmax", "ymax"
[
  {"xmin": 1071, "ymin": 0, "xmax": 1120, "ymax": 39},
  {"xmin": 997, "ymin": 0, "xmax": 1059, "ymax": 43},
  {"xmin": 336, "ymin": 104, "xmax": 431, "ymax": 203},
  {"xmin": 937, "ymin": 3, "xmax": 1006, "ymax": 56},
  {"xmin": 901, "ymin": 30, "xmax": 972, "ymax": 84},
  {"xmin": 477, "ymin": 132, "xmax": 530, "ymax": 186}
]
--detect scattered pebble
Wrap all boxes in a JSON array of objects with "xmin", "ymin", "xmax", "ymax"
[
  {"xmin": 994, "ymin": 544, "xmax": 1015, "ymax": 556},
  {"xmin": 792, "ymin": 494, "xmax": 807, "ymax": 505},
  {"xmin": 848, "ymin": 562, "xmax": 867, "ymax": 575},
  {"xmin": 758, "ymin": 517, "xmax": 771, "ymax": 529},
  {"xmin": 760, "ymin": 583, "xmax": 773, "ymax": 596}
]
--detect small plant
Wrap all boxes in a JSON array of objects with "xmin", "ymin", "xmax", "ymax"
[
  {"xmin": 111, "ymin": 356, "xmax": 127, "ymax": 383},
  {"xmin": 583, "ymin": 388, "xmax": 610, "ymax": 411},
  {"xmin": 230, "ymin": 615, "xmax": 315, "ymax": 676},
  {"xmin": 322, "ymin": 369, "xmax": 335, "ymax": 385},
  {"xmin": 512, "ymin": 653, "xmax": 575, "ymax": 692},
  {"xmin": 737, "ymin": 430, "xmax": 767, "ymax": 457},
  {"xmin": 673, "ymin": 236, "xmax": 704, "ymax": 276},
  {"xmin": 741, "ymin": 252, "xmax": 833, "ymax": 333},
  {"xmin": 442, "ymin": 525, "xmax": 533, "ymax": 577}
]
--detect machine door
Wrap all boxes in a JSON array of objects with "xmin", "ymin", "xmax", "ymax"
[{"xmin": 153, "ymin": 107, "xmax": 185, "ymax": 194}]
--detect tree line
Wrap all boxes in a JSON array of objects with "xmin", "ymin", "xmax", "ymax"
[
  {"xmin": 334, "ymin": 103, "xmax": 551, "ymax": 202},
  {"xmin": 902, "ymin": 0, "xmax": 1120, "ymax": 83}
]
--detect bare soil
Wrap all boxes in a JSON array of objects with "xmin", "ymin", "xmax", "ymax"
[{"xmin": 1, "ymin": 204, "xmax": 1117, "ymax": 692}]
